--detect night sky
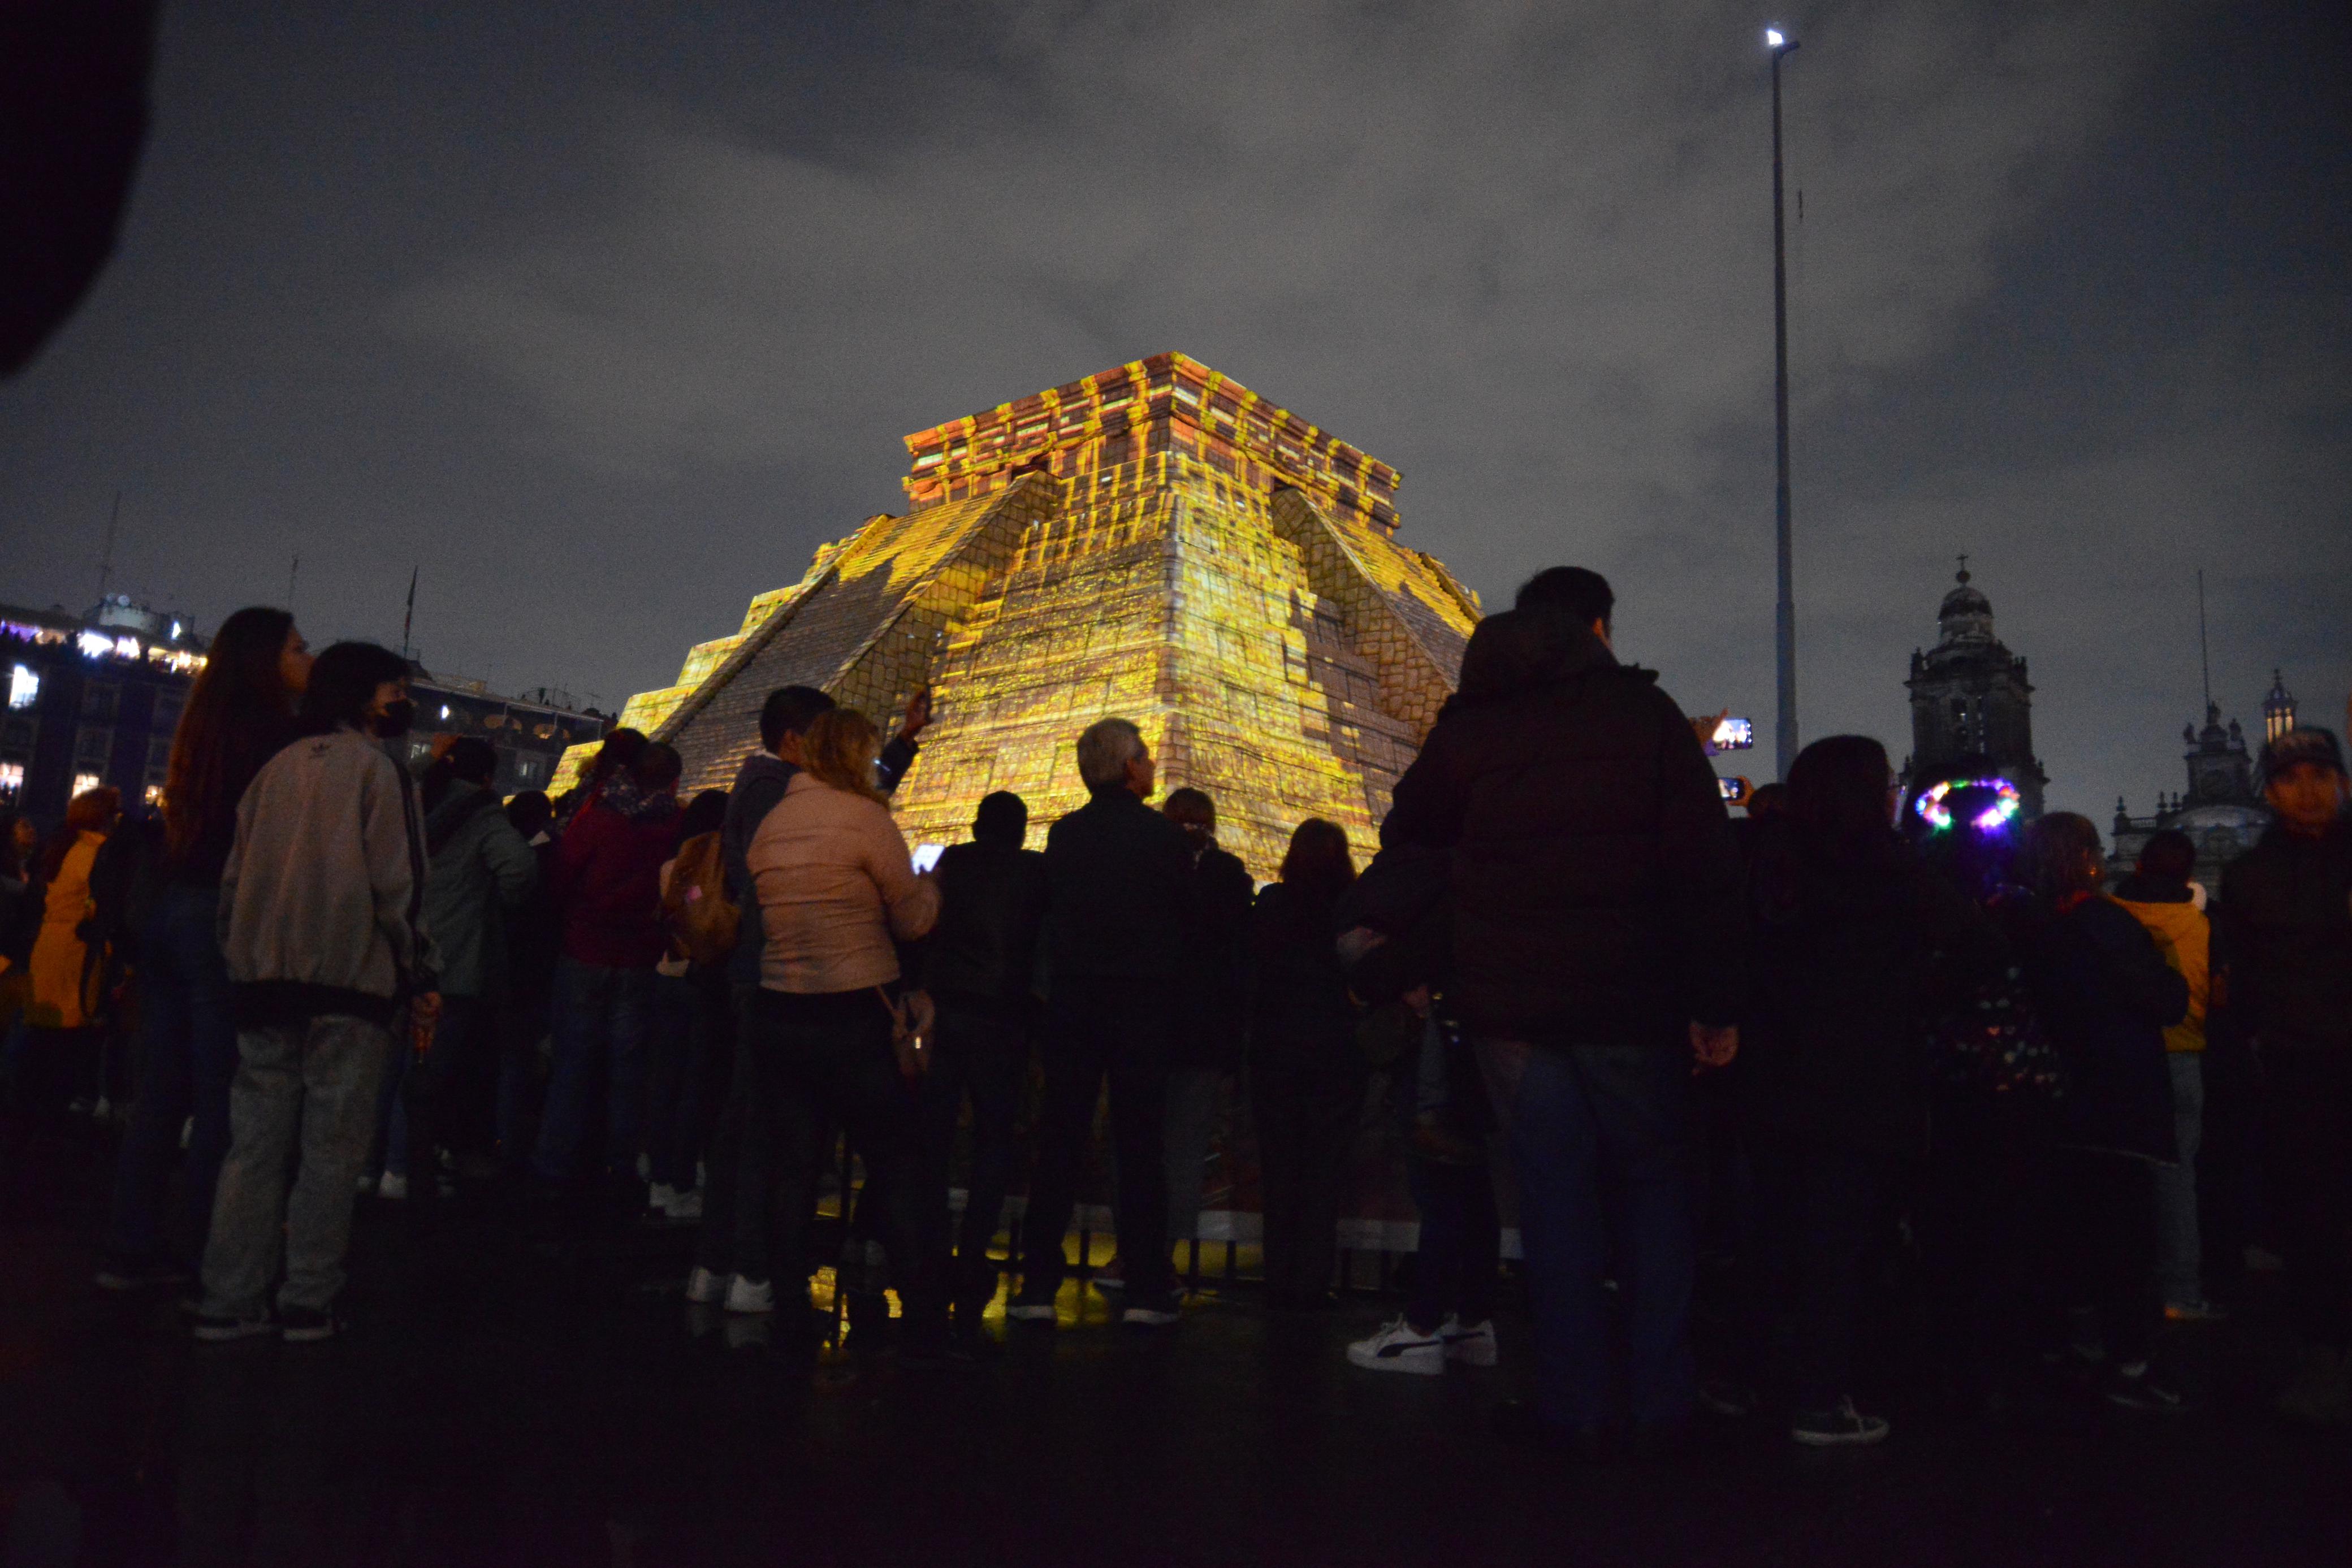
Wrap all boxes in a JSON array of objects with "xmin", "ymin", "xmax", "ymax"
[{"xmin": 4, "ymin": 1, "xmax": 2346, "ymax": 821}]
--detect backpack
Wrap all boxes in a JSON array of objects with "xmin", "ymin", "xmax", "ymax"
[
  {"xmin": 662, "ymin": 830, "xmax": 739, "ymax": 968},
  {"xmin": 1926, "ymin": 963, "xmax": 2066, "ymax": 1100}
]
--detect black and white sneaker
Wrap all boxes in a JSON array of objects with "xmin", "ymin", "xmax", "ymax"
[
  {"xmin": 1347, "ymin": 1316, "xmax": 1445, "ymax": 1375},
  {"xmin": 1439, "ymin": 1316, "xmax": 1498, "ymax": 1367},
  {"xmin": 281, "ymin": 1306, "xmax": 344, "ymax": 1344},
  {"xmin": 1789, "ymin": 1396, "xmax": 1891, "ymax": 1446},
  {"xmin": 2103, "ymin": 1363, "xmax": 2186, "ymax": 1414},
  {"xmin": 1121, "ymin": 1297, "xmax": 1182, "ymax": 1328},
  {"xmin": 193, "ymin": 1313, "xmax": 275, "ymax": 1343}
]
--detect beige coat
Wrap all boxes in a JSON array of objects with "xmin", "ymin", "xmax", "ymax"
[{"xmin": 747, "ymin": 773, "xmax": 938, "ymax": 993}]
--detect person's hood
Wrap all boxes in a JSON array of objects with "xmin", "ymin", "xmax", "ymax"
[
  {"xmin": 2112, "ymin": 891, "xmax": 2206, "ymax": 947},
  {"xmin": 732, "ymin": 750, "xmax": 795, "ymax": 792},
  {"xmin": 598, "ymin": 773, "xmax": 679, "ymax": 825},
  {"xmin": 2256, "ymin": 814, "xmax": 2352, "ymax": 859},
  {"xmin": 1451, "ymin": 607, "xmax": 1646, "ymax": 708},
  {"xmin": 2110, "ymin": 872, "xmax": 2191, "ymax": 904},
  {"xmin": 425, "ymin": 778, "xmax": 490, "ymax": 832}
]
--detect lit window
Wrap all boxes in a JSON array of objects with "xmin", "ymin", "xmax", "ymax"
[
  {"xmin": 77, "ymin": 630, "xmax": 113, "ymax": 659},
  {"xmin": 7, "ymin": 665, "xmax": 36, "ymax": 710},
  {"xmin": 169, "ymin": 621, "xmax": 183, "ymax": 640},
  {"xmin": 440, "ymin": 704, "xmax": 451, "ymax": 720},
  {"xmin": 144, "ymin": 784, "xmax": 165, "ymax": 807},
  {"xmin": 115, "ymin": 635, "xmax": 140, "ymax": 659},
  {"xmin": 72, "ymin": 771, "xmax": 102, "ymax": 798},
  {"xmin": 0, "ymin": 762, "xmax": 21, "ymax": 796}
]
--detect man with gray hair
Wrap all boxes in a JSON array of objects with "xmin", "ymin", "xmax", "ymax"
[{"xmin": 1009, "ymin": 717, "xmax": 1195, "ymax": 1327}]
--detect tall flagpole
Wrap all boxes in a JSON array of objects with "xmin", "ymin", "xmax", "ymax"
[
  {"xmin": 401, "ymin": 567, "xmax": 417, "ymax": 662},
  {"xmin": 1768, "ymin": 26, "xmax": 1801, "ymax": 781}
]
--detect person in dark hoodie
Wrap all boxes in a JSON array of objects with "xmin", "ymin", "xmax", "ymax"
[
  {"xmin": 414, "ymin": 737, "xmax": 537, "ymax": 1182},
  {"xmin": 495, "ymin": 789, "xmax": 560, "ymax": 1171},
  {"xmin": 2017, "ymin": 812, "xmax": 2188, "ymax": 1413},
  {"xmin": 687, "ymin": 683, "xmax": 926, "ymax": 1303},
  {"xmin": 1250, "ymin": 818, "xmax": 1364, "ymax": 1310},
  {"xmin": 1382, "ymin": 565, "xmax": 1745, "ymax": 1455},
  {"xmin": 907, "ymin": 789, "xmax": 1048, "ymax": 1350},
  {"xmin": 2219, "ymin": 725, "xmax": 2352, "ymax": 1424},
  {"xmin": 531, "ymin": 742, "xmax": 683, "ymax": 1200},
  {"xmin": 2109, "ymin": 829, "xmax": 2219, "ymax": 1322},
  {"xmin": 195, "ymin": 642, "xmax": 435, "ymax": 1342},
  {"xmin": 1737, "ymin": 735, "xmax": 2004, "ymax": 1446}
]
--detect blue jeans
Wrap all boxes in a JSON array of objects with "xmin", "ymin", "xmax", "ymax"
[
  {"xmin": 531, "ymin": 958, "xmax": 655, "ymax": 1184},
  {"xmin": 103, "ymin": 883, "xmax": 240, "ymax": 1267},
  {"xmin": 1477, "ymin": 1038, "xmax": 1696, "ymax": 1435},
  {"xmin": 2153, "ymin": 1053, "xmax": 2205, "ymax": 1306}
]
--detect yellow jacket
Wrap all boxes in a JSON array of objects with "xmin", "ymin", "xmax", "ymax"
[{"xmin": 2113, "ymin": 893, "xmax": 2210, "ymax": 1053}]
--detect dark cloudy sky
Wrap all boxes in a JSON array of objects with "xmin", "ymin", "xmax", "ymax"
[{"xmin": 5, "ymin": 1, "xmax": 2347, "ymax": 820}]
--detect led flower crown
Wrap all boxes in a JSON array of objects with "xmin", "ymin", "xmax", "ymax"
[{"xmin": 1915, "ymin": 777, "xmax": 2023, "ymax": 833}]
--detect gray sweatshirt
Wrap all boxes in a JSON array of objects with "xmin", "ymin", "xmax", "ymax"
[{"xmin": 220, "ymin": 725, "xmax": 439, "ymax": 1016}]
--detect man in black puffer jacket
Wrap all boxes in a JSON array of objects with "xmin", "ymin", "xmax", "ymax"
[
  {"xmin": 913, "ymin": 790, "xmax": 1049, "ymax": 1347},
  {"xmin": 1383, "ymin": 566, "xmax": 1745, "ymax": 1453}
]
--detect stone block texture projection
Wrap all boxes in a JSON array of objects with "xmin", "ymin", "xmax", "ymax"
[{"xmin": 567, "ymin": 353, "xmax": 1482, "ymax": 877}]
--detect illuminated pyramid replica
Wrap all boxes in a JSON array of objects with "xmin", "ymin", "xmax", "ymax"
[{"xmin": 581, "ymin": 353, "xmax": 1481, "ymax": 876}]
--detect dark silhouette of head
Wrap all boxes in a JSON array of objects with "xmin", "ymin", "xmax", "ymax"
[{"xmin": 974, "ymin": 790, "xmax": 1028, "ymax": 847}]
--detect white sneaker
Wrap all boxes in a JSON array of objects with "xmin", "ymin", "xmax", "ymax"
[
  {"xmin": 724, "ymin": 1275, "xmax": 775, "ymax": 1315},
  {"xmin": 684, "ymin": 1267, "xmax": 727, "ymax": 1305},
  {"xmin": 377, "ymin": 1172, "xmax": 409, "ymax": 1201},
  {"xmin": 1347, "ymin": 1316, "xmax": 1446, "ymax": 1376},
  {"xmin": 664, "ymin": 1187, "xmax": 704, "ymax": 1222},
  {"xmin": 1440, "ymin": 1316, "xmax": 1498, "ymax": 1367},
  {"xmin": 650, "ymin": 1183, "xmax": 678, "ymax": 1210}
]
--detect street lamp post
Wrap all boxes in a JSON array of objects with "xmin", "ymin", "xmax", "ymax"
[{"xmin": 1767, "ymin": 26, "xmax": 1800, "ymax": 780}]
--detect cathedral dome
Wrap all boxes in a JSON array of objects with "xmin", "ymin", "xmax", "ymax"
[{"xmin": 1936, "ymin": 564, "xmax": 1995, "ymax": 643}]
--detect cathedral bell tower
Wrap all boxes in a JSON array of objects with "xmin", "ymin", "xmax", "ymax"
[{"xmin": 1903, "ymin": 561, "xmax": 2048, "ymax": 818}]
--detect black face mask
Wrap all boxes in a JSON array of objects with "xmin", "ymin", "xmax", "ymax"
[{"xmin": 374, "ymin": 699, "xmax": 416, "ymax": 739}]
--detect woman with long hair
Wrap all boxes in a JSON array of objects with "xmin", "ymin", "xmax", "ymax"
[
  {"xmin": 2014, "ymin": 811, "xmax": 2188, "ymax": 1413},
  {"xmin": 20, "ymin": 786, "xmax": 122, "ymax": 1112},
  {"xmin": 717, "ymin": 708, "xmax": 942, "ymax": 1357},
  {"xmin": 96, "ymin": 608, "xmax": 310, "ymax": 1289},
  {"xmin": 1736, "ymin": 736, "xmax": 2002, "ymax": 1445},
  {"xmin": 1250, "ymin": 817, "xmax": 1363, "ymax": 1310}
]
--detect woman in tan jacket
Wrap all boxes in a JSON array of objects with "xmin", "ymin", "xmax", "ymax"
[{"xmin": 721, "ymin": 708, "xmax": 943, "ymax": 1356}]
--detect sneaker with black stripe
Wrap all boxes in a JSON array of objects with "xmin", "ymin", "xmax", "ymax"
[
  {"xmin": 1347, "ymin": 1316, "xmax": 1445, "ymax": 1375},
  {"xmin": 281, "ymin": 1306, "xmax": 344, "ymax": 1344},
  {"xmin": 193, "ymin": 1312, "xmax": 275, "ymax": 1343}
]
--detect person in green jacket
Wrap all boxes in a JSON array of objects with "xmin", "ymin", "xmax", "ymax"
[{"xmin": 420, "ymin": 737, "xmax": 537, "ymax": 1184}]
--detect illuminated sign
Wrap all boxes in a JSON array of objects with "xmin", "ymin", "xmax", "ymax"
[{"xmin": 7, "ymin": 665, "xmax": 36, "ymax": 711}]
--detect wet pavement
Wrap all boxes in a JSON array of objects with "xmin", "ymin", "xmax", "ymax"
[{"xmin": 3, "ymin": 1121, "xmax": 2348, "ymax": 1567}]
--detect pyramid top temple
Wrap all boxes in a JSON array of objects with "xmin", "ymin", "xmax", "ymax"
[{"xmin": 564, "ymin": 352, "xmax": 1484, "ymax": 876}]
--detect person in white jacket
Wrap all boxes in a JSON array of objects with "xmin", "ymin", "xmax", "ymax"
[{"xmin": 194, "ymin": 641, "xmax": 440, "ymax": 1344}]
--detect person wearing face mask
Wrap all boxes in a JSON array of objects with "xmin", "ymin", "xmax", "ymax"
[{"xmin": 193, "ymin": 642, "xmax": 439, "ymax": 1343}]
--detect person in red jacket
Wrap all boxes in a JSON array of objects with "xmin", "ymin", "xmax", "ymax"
[{"xmin": 531, "ymin": 742, "xmax": 683, "ymax": 1198}]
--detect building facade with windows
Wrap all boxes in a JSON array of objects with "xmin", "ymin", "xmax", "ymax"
[
  {"xmin": 1, "ymin": 597, "xmax": 206, "ymax": 825},
  {"xmin": 2108, "ymin": 672, "xmax": 2292, "ymax": 891},
  {"xmin": 399, "ymin": 669, "xmax": 609, "ymax": 799}
]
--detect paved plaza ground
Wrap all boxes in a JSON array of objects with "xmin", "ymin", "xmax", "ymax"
[{"xmin": 2, "ymin": 1122, "xmax": 2347, "ymax": 1567}]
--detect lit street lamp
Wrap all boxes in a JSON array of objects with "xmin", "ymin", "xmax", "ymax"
[{"xmin": 1767, "ymin": 25, "xmax": 1800, "ymax": 780}]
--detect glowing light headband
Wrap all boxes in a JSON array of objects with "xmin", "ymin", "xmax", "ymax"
[{"xmin": 1915, "ymin": 777, "xmax": 2022, "ymax": 833}]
